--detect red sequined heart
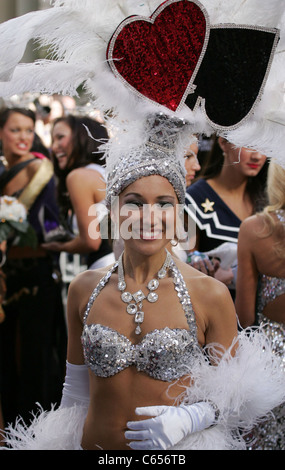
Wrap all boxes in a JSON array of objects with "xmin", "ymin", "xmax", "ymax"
[{"xmin": 107, "ymin": 0, "xmax": 209, "ymax": 112}]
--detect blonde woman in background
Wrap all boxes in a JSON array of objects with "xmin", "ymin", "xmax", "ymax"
[{"xmin": 235, "ymin": 160, "xmax": 285, "ymax": 450}]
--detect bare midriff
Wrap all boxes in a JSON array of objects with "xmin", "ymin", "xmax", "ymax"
[{"xmin": 81, "ymin": 367, "xmax": 190, "ymax": 450}]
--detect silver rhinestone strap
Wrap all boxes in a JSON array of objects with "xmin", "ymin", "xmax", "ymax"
[{"xmin": 83, "ymin": 261, "xmax": 119, "ymax": 324}]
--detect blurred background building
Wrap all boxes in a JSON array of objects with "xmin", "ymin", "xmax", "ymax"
[
  {"xmin": 0, "ymin": 1, "xmax": 88, "ymax": 292},
  {"xmin": 0, "ymin": 0, "xmax": 50, "ymax": 61}
]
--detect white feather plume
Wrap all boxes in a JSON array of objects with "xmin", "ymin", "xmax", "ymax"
[
  {"xmin": 2, "ymin": 404, "xmax": 87, "ymax": 450},
  {"xmin": 172, "ymin": 327, "xmax": 285, "ymax": 450},
  {"xmin": 2, "ymin": 327, "xmax": 285, "ymax": 450},
  {"xmin": 0, "ymin": 0, "xmax": 284, "ymax": 164}
]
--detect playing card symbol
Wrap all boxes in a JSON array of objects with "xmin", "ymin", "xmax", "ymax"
[
  {"xmin": 107, "ymin": 0, "xmax": 279, "ymax": 130},
  {"xmin": 107, "ymin": 0, "xmax": 210, "ymax": 112},
  {"xmin": 185, "ymin": 25, "xmax": 279, "ymax": 129}
]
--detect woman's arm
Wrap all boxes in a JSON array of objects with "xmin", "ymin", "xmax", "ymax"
[
  {"xmin": 42, "ymin": 168, "xmax": 106, "ymax": 254},
  {"xmin": 65, "ymin": 274, "xmax": 87, "ymax": 365},
  {"xmin": 235, "ymin": 218, "xmax": 259, "ymax": 328},
  {"xmin": 201, "ymin": 276, "xmax": 238, "ymax": 357},
  {"xmin": 60, "ymin": 272, "xmax": 92, "ymax": 408}
]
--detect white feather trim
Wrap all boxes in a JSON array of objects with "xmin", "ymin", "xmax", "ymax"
[
  {"xmin": 1, "ymin": 327, "xmax": 285, "ymax": 450},
  {"xmin": 179, "ymin": 327, "xmax": 285, "ymax": 428},
  {"xmin": 202, "ymin": 0, "xmax": 285, "ymax": 27},
  {"xmin": 2, "ymin": 405, "xmax": 87, "ymax": 450},
  {"xmin": 172, "ymin": 327, "xmax": 285, "ymax": 450}
]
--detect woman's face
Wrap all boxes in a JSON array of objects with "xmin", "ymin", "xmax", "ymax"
[
  {"xmin": 220, "ymin": 139, "xmax": 267, "ymax": 177},
  {"xmin": 52, "ymin": 121, "xmax": 73, "ymax": 170},
  {"xmin": 0, "ymin": 112, "xmax": 35, "ymax": 158},
  {"xmin": 116, "ymin": 175, "xmax": 179, "ymax": 256},
  {"xmin": 184, "ymin": 141, "xmax": 201, "ymax": 187}
]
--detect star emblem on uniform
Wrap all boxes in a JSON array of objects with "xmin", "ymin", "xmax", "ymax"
[{"xmin": 201, "ymin": 198, "xmax": 215, "ymax": 213}]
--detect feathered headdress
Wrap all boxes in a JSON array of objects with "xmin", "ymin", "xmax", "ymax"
[{"xmin": 0, "ymin": 0, "xmax": 284, "ymax": 169}]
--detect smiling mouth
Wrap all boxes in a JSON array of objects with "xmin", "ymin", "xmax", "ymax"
[{"xmin": 137, "ymin": 230, "xmax": 163, "ymax": 240}]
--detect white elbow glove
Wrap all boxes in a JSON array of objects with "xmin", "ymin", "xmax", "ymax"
[
  {"xmin": 60, "ymin": 361, "xmax": 90, "ymax": 408},
  {"xmin": 125, "ymin": 402, "xmax": 219, "ymax": 450}
]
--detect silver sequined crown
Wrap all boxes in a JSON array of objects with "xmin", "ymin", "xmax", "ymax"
[{"xmin": 106, "ymin": 114, "xmax": 189, "ymax": 207}]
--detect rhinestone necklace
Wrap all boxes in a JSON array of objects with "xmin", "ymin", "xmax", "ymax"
[{"xmin": 117, "ymin": 250, "xmax": 172, "ymax": 335}]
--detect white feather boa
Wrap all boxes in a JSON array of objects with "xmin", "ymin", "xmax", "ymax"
[
  {"xmin": 1, "ymin": 327, "xmax": 285, "ymax": 451},
  {"xmin": 0, "ymin": 0, "xmax": 284, "ymax": 165}
]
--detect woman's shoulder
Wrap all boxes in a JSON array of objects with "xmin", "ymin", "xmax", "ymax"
[
  {"xmin": 66, "ymin": 165, "xmax": 106, "ymax": 189},
  {"xmin": 175, "ymin": 257, "xmax": 229, "ymax": 299},
  {"xmin": 175, "ymin": 258, "xmax": 235, "ymax": 333},
  {"xmin": 68, "ymin": 264, "xmax": 116, "ymax": 311},
  {"xmin": 26, "ymin": 155, "xmax": 44, "ymax": 174},
  {"xmin": 70, "ymin": 264, "xmax": 114, "ymax": 289},
  {"xmin": 68, "ymin": 165, "xmax": 104, "ymax": 179},
  {"xmin": 239, "ymin": 214, "xmax": 264, "ymax": 240}
]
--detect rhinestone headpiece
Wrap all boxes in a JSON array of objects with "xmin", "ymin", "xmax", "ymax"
[{"xmin": 106, "ymin": 114, "xmax": 188, "ymax": 207}]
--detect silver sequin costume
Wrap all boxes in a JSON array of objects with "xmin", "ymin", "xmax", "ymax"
[
  {"xmin": 3, "ymin": 258, "xmax": 285, "ymax": 450},
  {"xmin": 257, "ymin": 274, "xmax": 285, "ymax": 365},
  {"xmin": 81, "ymin": 257, "xmax": 200, "ymax": 381},
  {"xmin": 248, "ymin": 273, "xmax": 285, "ymax": 450}
]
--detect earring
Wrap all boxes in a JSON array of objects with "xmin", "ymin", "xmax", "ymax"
[{"xmin": 171, "ymin": 239, "xmax": 178, "ymax": 247}]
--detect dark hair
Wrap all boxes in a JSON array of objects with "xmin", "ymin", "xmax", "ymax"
[
  {"xmin": 32, "ymin": 133, "xmax": 51, "ymax": 159},
  {"xmin": 0, "ymin": 107, "xmax": 36, "ymax": 128},
  {"xmin": 0, "ymin": 107, "xmax": 40, "ymax": 157},
  {"xmin": 52, "ymin": 115, "xmax": 108, "ymax": 215},
  {"xmin": 199, "ymin": 135, "xmax": 269, "ymax": 212}
]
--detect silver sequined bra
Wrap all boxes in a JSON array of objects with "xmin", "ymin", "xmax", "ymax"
[
  {"xmin": 257, "ymin": 274, "xmax": 285, "ymax": 368},
  {"xmin": 250, "ymin": 276, "xmax": 285, "ymax": 450},
  {"xmin": 257, "ymin": 274, "xmax": 285, "ymax": 315},
  {"xmin": 81, "ymin": 258, "xmax": 200, "ymax": 382}
]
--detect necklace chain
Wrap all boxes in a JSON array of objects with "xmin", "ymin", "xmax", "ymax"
[{"xmin": 117, "ymin": 250, "xmax": 172, "ymax": 335}]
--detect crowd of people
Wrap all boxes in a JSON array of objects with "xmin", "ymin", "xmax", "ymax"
[
  {"xmin": 0, "ymin": 103, "xmax": 115, "ymax": 443},
  {"xmin": 0, "ymin": 98, "xmax": 283, "ymax": 450}
]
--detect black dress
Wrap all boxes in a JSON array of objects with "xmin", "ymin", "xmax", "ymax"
[
  {"xmin": 0, "ymin": 158, "xmax": 67, "ymax": 426},
  {"xmin": 185, "ymin": 179, "xmax": 241, "ymax": 299},
  {"xmin": 185, "ymin": 179, "xmax": 241, "ymax": 251}
]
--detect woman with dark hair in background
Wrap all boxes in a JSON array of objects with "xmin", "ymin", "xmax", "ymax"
[
  {"xmin": 0, "ymin": 107, "xmax": 67, "ymax": 426},
  {"xmin": 42, "ymin": 115, "xmax": 115, "ymax": 269},
  {"xmin": 185, "ymin": 136, "xmax": 268, "ymax": 298}
]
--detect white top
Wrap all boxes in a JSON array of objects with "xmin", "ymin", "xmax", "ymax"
[{"xmin": 85, "ymin": 163, "xmax": 106, "ymax": 180}]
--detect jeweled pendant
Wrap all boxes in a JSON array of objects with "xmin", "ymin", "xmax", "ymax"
[
  {"xmin": 121, "ymin": 292, "xmax": 132, "ymax": 303},
  {"xmin": 127, "ymin": 303, "xmax": 138, "ymax": 315},
  {"xmin": 118, "ymin": 281, "xmax": 126, "ymax": 291},
  {"xmin": 132, "ymin": 290, "xmax": 146, "ymax": 303},
  {"xmin": 135, "ymin": 311, "xmax": 144, "ymax": 324},
  {"xmin": 158, "ymin": 268, "xmax": 167, "ymax": 279},
  {"xmin": 117, "ymin": 250, "xmax": 172, "ymax": 335},
  {"xmin": 147, "ymin": 292, "xmax": 158, "ymax": 303},
  {"xmin": 148, "ymin": 279, "xmax": 159, "ymax": 291},
  {"xmin": 135, "ymin": 325, "xmax": 142, "ymax": 335}
]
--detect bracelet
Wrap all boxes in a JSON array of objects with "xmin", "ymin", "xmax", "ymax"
[
  {"xmin": 206, "ymin": 400, "xmax": 220, "ymax": 426},
  {"xmin": 195, "ymin": 399, "xmax": 220, "ymax": 427}
]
